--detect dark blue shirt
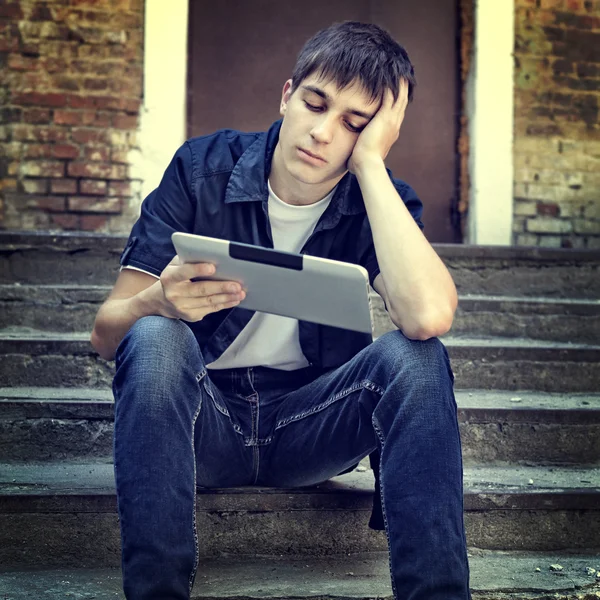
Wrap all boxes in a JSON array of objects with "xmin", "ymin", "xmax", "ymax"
[{"xmin": 120, "ymin": 119, "xmax": 424, "ymax": 369}]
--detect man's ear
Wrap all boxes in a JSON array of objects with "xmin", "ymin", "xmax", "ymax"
[{"xmin": 280, "ymin": 79, "xmax": 293, "ymax": 117}]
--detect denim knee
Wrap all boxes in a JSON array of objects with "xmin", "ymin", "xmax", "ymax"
[
  {"xmin": 116, "ymin": 315, "xmax": 199, "ymax": 364},
  {"xmin": 370, "ymin": 329, "xmax": 454, "ymax": 387},
  {"xmin": 113, "ymin": 316, "xmax": 204, "ymax": 401}
]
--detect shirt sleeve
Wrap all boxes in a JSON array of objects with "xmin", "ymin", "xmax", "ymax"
[
  {"xmin": 119, "ymin": 142, "xmax": 195, "ymax": 277},
  {"xmin": 358, "ymin": 178, "xmax": 424, "ymax": 288}
]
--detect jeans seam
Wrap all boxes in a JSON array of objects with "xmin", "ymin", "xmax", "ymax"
[
  {"xmin": 372, "ymin": 414, "xmax": 398, "ymax": 600},
  {"xmin": 188, "ymin": 372, "xmax": 205, "ymax": 595},
  {"xmin": 274, "ymin": 379, "xmax": 385, "ymax": 430},
  {"xmin": 198, "ymin": 372, "xmax": 230, "ymax": 417},
  {"xmin": 248, "ymin": 368, "xmax": 260, "ymax": 483}
]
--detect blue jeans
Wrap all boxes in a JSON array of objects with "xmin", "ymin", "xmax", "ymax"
[{"xmin": 113, "ymin": 316, "xmax": 471, "ymax": 600}]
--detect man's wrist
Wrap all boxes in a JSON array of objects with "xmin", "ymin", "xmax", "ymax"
[
  {"xmin": 352, "ymin": 155, "xmax": 386, "ymax": 180},
  {"xmin": 135, "ymin": 281, "xmax": 166, "ymax": 319}
]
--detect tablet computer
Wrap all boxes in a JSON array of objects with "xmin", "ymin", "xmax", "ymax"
[{"xmin": 171, "ymin": 232, "xmax": 373, "ymax": 334}]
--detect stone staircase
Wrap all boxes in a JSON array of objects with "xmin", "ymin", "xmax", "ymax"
[{"xmin": 0, "ymin": 231, "xmax": 599, "ymax": 600}]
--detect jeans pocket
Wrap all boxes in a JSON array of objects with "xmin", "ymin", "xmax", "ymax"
[{"xmin": 197, "ymin": 370, "xmax": 245, "ymax": 435}]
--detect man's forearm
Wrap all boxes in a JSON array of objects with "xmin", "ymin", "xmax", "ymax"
[
  {"xmin": 355, "ymin": 158, "xmax": 457, "ymax": 338},
  {"xmin": 91, "ymin": 285, "xmax": 163, "ymax": 361}
]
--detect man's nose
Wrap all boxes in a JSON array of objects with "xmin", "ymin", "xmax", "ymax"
[{"xmin": 310, "ymin": 115, "xmax": 335, "ymax": 144}]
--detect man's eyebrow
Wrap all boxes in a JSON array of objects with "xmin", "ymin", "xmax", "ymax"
[{"xmin": 300, "ymin": 85, "xmax": 375, "ymax": 120}]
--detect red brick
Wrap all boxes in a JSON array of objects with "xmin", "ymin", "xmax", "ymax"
[
  {"xmin": 16, "ymin": 73, "xmax": 47, "ymax": 92},
  {"xmin": 79, "ymin": 179, "xmax": 107, "ymax": 195},
  {"xmin": 54, "ymin": 110, "xmax": 97, "ymax": 126},
  {"xmin": 84, "ymin": 78, "xmax": 109, "ymax": 92},
  {"xmin": 92, "ymin": 61, "xmax": 123, "ymax": 76},
  {"xmin": 19, "ymin": 41, "xmax": 40, "ymax": 55},
  {"xmin": 69, "ymin": 94, "xmax": 125, "ymax": 110},
  {"xmin": 70, "ymin": 0, "xmax": 129, "ymax": 8},
  {"xmin": 77, "ymin": 44, "xmax": 108, "ymax": 60},
  {"xmin": 112, "ymin": 114, "xmax": 138, "ymax": 130},
  {"xmin": 67, "ymin": 161, "xmax": 126, "ymax": 179},
  {"xmin": 577, "ymin": 63, "xmax": 600, "ymax": 77},
  {"xmin": 20, "ymin": 160, "xmax": 65, "ymax": 178},
  {"xmin": 67, "ymin": 8, "xmax": 103, "ymax": 24},
  {"xmin": 579, "ymin": 15, "xmax": 600, "ymax": 28},
  {"xmin": 108, "ymin": 181, "xmax": 132, "ymax": 196},
  {"xmin": 23, "ymin": 144, "xmax": 53, "ymax": 159},
  {"xmin": 53, "ymin": 75, "xmax": 81, "ymax": 92},
  {"xmin": 80, "ymin": 214, "xmax": 108, "ymax": 231},
  {"xmin": 52, "ymin": 144, "xmax": 80, "ymax": 159},
  {"xmin": 67, "ymin": 95, "xmax": 98, "ymax": 110},
  {"xmin": 71, "ymin": 128, "xmax": 110, "ymax": 144},
  {"xmin": 108, "ymin": 79, "xmax": 131, "ymax": 95},
  {"xmin": 0, "ymin": 2, "xmax": 23, "ymax": 18},
  {"xmin": 27, "ymin": 196, "xmax": 66, "ymax": 212},
  {"xmin": 50, "ymin": 214, "xmax": 80, "ymax": 230},
  {"xmin": 71, "ymin": 60, "xmax": 91, "ymax": 74},
  {"xmin": 22, "ymin": 179, "xmax": 49, "ymax": 194},
  {"xmin": 94, "ymin": 113, "xmax": 111, "ymax": 127},
  {"xmin": 0, "ymin": 38, "xmax": 20, "ymax": 52},
  {"xmin": 123, "ymin": 98, "xmax": 141, "ymax": 114},
  {"xmin": 84, "ymin": 146, "xmax": 110, "ymax": 162},
  {"xmin": 68, "ymin": 196, "xmax": 122, "ymax": 213},
  {"xmin": 0, "ymin": 107, "xmax": 23, "ymax": 123},
  {"xmin": 22, "ymin": 108, "xmax": 51, "ymax": 124},
  {"xmin": 29, "ymin": 3, "xmax": 53, "ymax": 21},
  {"xmin": 7, "ymin": 54, "xmax": 39, "ymax": 71},
  {"xmin": 12, "ymin": 125, "xmax": 69, "ymax": 143},
  {"xmin": 537, "ymin": 202, "xmax": 561, "ymax": 217},
  {"xmin": 50, "ymin": 179, "xmax": 77, "ymax": 194},
  {"xmin": 11, "ymin": 91, "xmax": 69, "ymax": 108}
]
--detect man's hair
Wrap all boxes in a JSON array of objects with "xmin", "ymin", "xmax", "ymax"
[{"xmin": 291, "ymin": 21, "xmax": 416, "ymax": 104}]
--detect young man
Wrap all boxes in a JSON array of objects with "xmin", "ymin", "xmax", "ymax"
[{"xmin": 91, "ymin": 21, "xmax": 471, "ymax": 600}]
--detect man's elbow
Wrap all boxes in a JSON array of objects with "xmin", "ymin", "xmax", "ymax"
[
  {"xmin": 90, "ymin": 327, "xmax": 116, "ymax": 362},
  {"xmin": 391, "ymin": 304, "xmax": 455, "ymax": 341}
]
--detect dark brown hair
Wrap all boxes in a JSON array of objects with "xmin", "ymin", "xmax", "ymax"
[{"xmin": 291, "ymin": 21, "xmax": 416, "ymax": 104}]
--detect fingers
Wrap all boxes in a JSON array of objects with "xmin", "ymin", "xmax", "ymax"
[
  {"xmin": 393, "ymin": 79, "xmax": 409, "ymax": 109},
  {"xmin": 163, "ymin": 258, "xmax": 216, "ymax": 284},
  {"xmin": 183, "ymin": 287, "xmax": 245, "ymax": 309},
  {"xmin": 186, "ymin": 278, "xmax": 243, "ymax": 299},
  {"xmin": 159, "ymin": 257, "xmax": 247, "ymax": 321},
  {"xmin": 163, "ymin": 279, "xmax": 246, "ymax": 321}
]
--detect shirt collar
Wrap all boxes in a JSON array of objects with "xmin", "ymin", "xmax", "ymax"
[{"xmin": 224, "ymin": 119, "xmax": 365, "ymax": 216}]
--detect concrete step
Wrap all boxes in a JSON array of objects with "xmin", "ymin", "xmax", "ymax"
[
  {"xmin": 1, "ymin": 388, "xmax": 599, "ymax": 465},
  {"xmin": 1, "ymin": 550, "xmax": 600, "ymax": 600},
  {"xmin": 0, "ymin": 332, "xmax": 598, "ymax": 392},
  {"xmin": 3, "ymin": 284, "xmax": 600, "ymax": 344},
  {"xmin": 0, "ymin": 284, "xmax": 109, "ymax": 333},
  {"xmin": 0, "ymin": 461, "xmax": 599, "ymax": 568},
  {"xmin": 375, "ymin": 294, "xmax": 600, "ymax": 344},
  {"xmin": 1, "ymin": 232, "xmax": 599, "ymax": 297}
]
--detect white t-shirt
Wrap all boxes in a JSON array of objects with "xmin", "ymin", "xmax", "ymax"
[{"xmin": 207, "ymin": 180, "xmax": 335, "ymax": 371}]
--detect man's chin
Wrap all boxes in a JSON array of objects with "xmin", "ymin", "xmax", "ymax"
[{"xmin": 288, "ymin": 163, "xmax": 344, "ymax": 186}]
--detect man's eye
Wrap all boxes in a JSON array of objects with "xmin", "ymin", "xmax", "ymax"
[
  {"xmin": 304, "ymin": 102, "xmax": 322, "ymax": 112},
  {"xmin": 346, "ymin": 122, "xmax": 362, "ymax": 133}
]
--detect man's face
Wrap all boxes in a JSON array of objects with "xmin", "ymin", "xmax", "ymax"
[{"xmin": 276, "ymin": 73, "xmax": 380, "ymax": 186}]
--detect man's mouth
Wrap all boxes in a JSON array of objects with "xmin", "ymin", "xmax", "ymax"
[{"xmin": 298, "ymin": 148, "xmax": 327, "ymax": 163}]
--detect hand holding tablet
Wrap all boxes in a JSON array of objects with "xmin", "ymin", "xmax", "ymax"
[
  {"xmin": 155, "ymin": 255, "xmax": 247, "ymax": 323},
  {"xmin": 171, "ymin": 232, "xmax": 373, "ymax": 333}
]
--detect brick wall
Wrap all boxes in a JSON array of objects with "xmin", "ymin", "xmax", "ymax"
[
  {"xmin": 0, "ymin": 0, "xmax": 143, "ymax": 232},
  {"xmin": 514, "ymin": 0, "xmax": 600, "ymax": 249}
]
